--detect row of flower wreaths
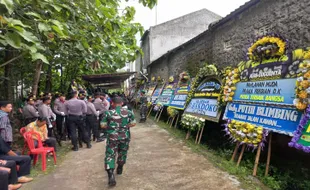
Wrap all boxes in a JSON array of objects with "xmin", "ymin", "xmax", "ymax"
[{"xmin": 147, "ymin": 34, "xmax": 310, "ymax": 152}]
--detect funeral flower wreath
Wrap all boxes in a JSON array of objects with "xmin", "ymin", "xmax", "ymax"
[{"xmin": 181, "ymin": 114, "xmax": 205, "ymax": 131}]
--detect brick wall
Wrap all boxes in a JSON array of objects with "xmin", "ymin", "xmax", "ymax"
[{"xmin": 148, "ymin": 0, "xmax": 310, "ymax": 79}]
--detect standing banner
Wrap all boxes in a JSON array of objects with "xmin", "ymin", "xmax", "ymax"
[
  {"xmin": 184, "ymin": 77, "xmax": 222, "ymax": 122},
  {"xmin": 156, "ymin": 83, "xmax": 177, "ymax": 106},
  {"xmin": 169, "ymin": 84, "xmax": 191, "ymax": 110},
  {"xmin": 151, "ymin": 84, "xmax": 164, "ymax": 104}
]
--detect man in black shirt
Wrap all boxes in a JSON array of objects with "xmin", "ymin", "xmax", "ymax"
[{"xmin": 0, "ymin": 135, "xmax": 33, "ymax": 183}]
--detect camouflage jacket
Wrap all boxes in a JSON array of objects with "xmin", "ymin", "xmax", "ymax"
[{"xmin": 101, "ymin": 106, "xmax": 136, "ymax": 140}]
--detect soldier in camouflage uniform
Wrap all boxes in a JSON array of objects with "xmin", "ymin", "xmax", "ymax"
[
  {"xmin": 100, "ymin": 96, "xmax": 136, "ymax": 187},
  {"xmin": 139, "ymin": 90, "xmax": 148, "ymax": 123}
]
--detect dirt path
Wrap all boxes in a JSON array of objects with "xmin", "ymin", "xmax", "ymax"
[{"xmin": 23, "ymin": 120, "xmax": 241, "ymax": 190}]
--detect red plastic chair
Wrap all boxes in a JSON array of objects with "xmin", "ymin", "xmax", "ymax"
[
  {"xmin": 20, "ymin": 127, "xmax": 28, "ymax": 155},
  {"xmin": 23, "ymin": 131, "xmax": 57, "ymax": 171}
]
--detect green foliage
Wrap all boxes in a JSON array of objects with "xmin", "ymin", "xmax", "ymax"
[{"xmin": 0, "ymin": 0, "xmax": 157, "ymax": 97}]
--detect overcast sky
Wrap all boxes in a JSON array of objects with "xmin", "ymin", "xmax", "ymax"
[{"xmin": 121, "ymin": 0, "xmax": 250, "ymax": 31}]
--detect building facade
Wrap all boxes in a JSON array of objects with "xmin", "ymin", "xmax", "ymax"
[
  {"xmin": 147, "ymin": 0, "xmax": 310, "ymax": 79},
  {"xmin": 135, "ymin": 8, "xmax": 222, "ymax": 74}
]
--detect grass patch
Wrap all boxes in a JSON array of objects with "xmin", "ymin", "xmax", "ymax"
[
  {"xmin": 152, "ymin": 117, "xmax": 269, "ymax": 190},
  {"xmin": 28, "ymin": 142, "xmax": 72, "ymax": 177}
]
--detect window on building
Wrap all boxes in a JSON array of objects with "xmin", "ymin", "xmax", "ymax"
[{"xmin": 224, "ymin": 40, "xmax": 232, "ymax": 51}]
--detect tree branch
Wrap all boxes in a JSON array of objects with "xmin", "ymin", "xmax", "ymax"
[{"xmin": 0, "ymin": 53, "xmax": 26, "ymax": 68}]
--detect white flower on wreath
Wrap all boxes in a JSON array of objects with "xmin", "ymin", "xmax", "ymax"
[
  {"xmin": 306, "ymin": 87, "xmax": 310, "ymax": 94},
  {"xmin": 297, "ymin": 77, "xmax": 304, "ymax": 82},
  {"xmin": 293, "ymin": 98, "xmax": 299, "ymax": 105}
]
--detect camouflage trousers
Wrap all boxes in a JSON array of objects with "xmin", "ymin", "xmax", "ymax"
[
  {"xmin": 140, "ymin": 104, "xmax": 148, "ymax": 120},
  {"xmin": 105, "ymin": 138, "xmax": 130, "ymax": 170}
]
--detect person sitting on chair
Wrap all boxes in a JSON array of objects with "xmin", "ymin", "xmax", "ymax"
[{"xmin": 26, "ymin": 117, "xmax": 57, "ymax": 152}]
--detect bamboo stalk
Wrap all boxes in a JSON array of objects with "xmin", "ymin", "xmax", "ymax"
[
  {"xmin": 265, "ymin": 133, "xmax": 273, "ymax": 176},
  {"xmin": 156, "ymin": 107, "xmax": 164, "ymax": 122},
  {"xmin": 253, "ymin": 144, "xmax": 262, "ymax": 176},
  {"xmin": 170, "ymin": 116, "xmax": 176, "ymax": 128},
  {"xmin": 237, "ymin": 144, "xmax": 246, "ymax": 167},
  {"xmin": 166, "ymin": 117, "xmax": 171, "ymax": 124},
  {"xmin": 154, "ymin": 109, "xmax": 160, "ymax": 120},
  {"xmin": 174, "ymin": 113, "xmax": 180, "ymax": 128},
  {"xmin": 186, "ymin": 130, "xmax": 191, "ymax": 140},
  {"xmin": 195, "ymin": 129, "xmax": 200, "ymax": 144},
  {"xmin": 198, "ymin": 126, "xmax": 205, "ymax": 144},
  {"xmin": 231, "ymin": 142, "xmax": 240, "ymax": 162},
  {"xmin": 147, "ymin": 105, "xmax": 153, "ymax": 118}
]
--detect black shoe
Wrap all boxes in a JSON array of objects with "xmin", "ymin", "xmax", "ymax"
[
  {"xmin": 96, "ymin": 138, "xmax": 105, "ymax": 143},
  {"xmin": 72, "ymin": 147, "xmax": 78, "ymax": 151},
  {"xmin": 107, "ymin": 169, "xmax": 116, "ymax": 186},
  {"xmin": 87, "ymin": 143, "xmax": 92, "ymax": 149},
  {"xmin": 117, "ymin": 165, "xmax": 123, "ymax": 175}
]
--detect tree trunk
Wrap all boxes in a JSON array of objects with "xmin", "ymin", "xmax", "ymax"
[
  {"xmin": 4, "ymin": 50, "xmax": 14, "ymax": 102},
  {"xmin": 32, "ymin": 60, "xmax": 43, "ymax": 96},
  {"xmin": 45, "ymin": 63, "xmax": 52, "ymax": 92},
  {"xmin": 60, "ymin": 62, "xmax": 63, "ymax": 92}
]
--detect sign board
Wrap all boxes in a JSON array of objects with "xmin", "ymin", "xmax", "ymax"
[
  {"xmin": 185, "ymin": 98, "xmax": 218, "ymax": 117},
  {"xmin": 147, "ymin": 85, "xmax": 156, "ymax": 97},
  {"xmin": 151, "ymin": 84, "xmax": 164, "ymax": 104},
  {"xmin": 233, "ymin": 78, "xmax": 297, "ymax": 105},
  {"xmin": 184, "ymin": 77, "xmax": 222, "ymax": 122},
  {"xmin": 156, "ymin": 83, "xmax": 176, "ymax": 106},
  {"xmin": 223, "ymin": 102, "xmax": 302, "ymax": 136},
  {"xmin": 169, "ymin": 84, "xmax": 191, "ymax": 110}
]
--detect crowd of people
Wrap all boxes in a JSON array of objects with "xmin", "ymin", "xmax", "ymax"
[{"xmin": 0, "ymin": 89, "xmax": 133, "ymax": 189}]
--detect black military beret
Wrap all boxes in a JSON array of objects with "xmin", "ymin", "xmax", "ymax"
[{"xmin": 112, "ymin": 96, "xmax": 123, "ymax": 104}]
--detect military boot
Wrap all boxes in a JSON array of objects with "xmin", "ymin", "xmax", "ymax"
[
  {"xmin": 79, "ymin": 140, "xmax": 83, "ymax": 148},
  {"xmin": 107, "ymin": 169, "xmax": 116, "ymax": 186},
  {"xmin": 117, "ymin": 165, "xmax": 123, "ymax": 175}
]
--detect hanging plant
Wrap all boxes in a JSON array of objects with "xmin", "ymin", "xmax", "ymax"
[
  {"xmin": 223, "ymin": 120, "xmax": 269, "ymax": 148},
  {"xmin": 167, "ymin": 106, "xmax": 179, "ymax": 117},
  {"xmin": 185, "ymin": 64, "xmax": 218, "ymax": 107}
]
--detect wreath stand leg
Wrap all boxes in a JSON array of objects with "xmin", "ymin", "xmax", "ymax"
[
  {"xmin": 195, "ymin": 129, "xmax": 200, "ymax": 144},
  {"xmin": 231, "ymin": 142, "xmax": 240, "ymax": 162},
  {"xmin": 253, "ymin": 144, "xmax": 262, "ymax": 176},
  {"xmin": 170, "ymin": 116, "xmax": 176, "ymax": 128},
  {"xmin": 166, "ymin": 117, "xmax": 171, "ymax": 124},
  {"xmin": 186, "ymin": 130, "xmax": 191, "ymax": 140},
  {"xmin": 265, "ymin": 132, "xmax": 272, "ymax": 176},
  {"xmin": 154, "ymin": 109, "xmax": 160, "ymax": 120},
  {"xmin": 237, "ymin": 144, "xmax": 246, "ymax": 167},
  {"xmin": 156, "ymin": 107, "xmax": 164, "ymax": 122},
  {"xmin": 147, "ymin": 105, "xmax": 153, "ymax": 118},
  {"xmin": 174, "ymin": 113, "xmax": 180, "ymax": 128},
  {"xmin": 198, "ymin": 126, "xmax": 205, "ymax": 144}
]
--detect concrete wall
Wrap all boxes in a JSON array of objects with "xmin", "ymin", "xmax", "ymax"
[
  {"xmin": 149, "ymin": 9, "xmax": 221, "ymax": 64},
  {"xmin": 148, "ymin": 0, "xmax": 310, "ymax": 79}
]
